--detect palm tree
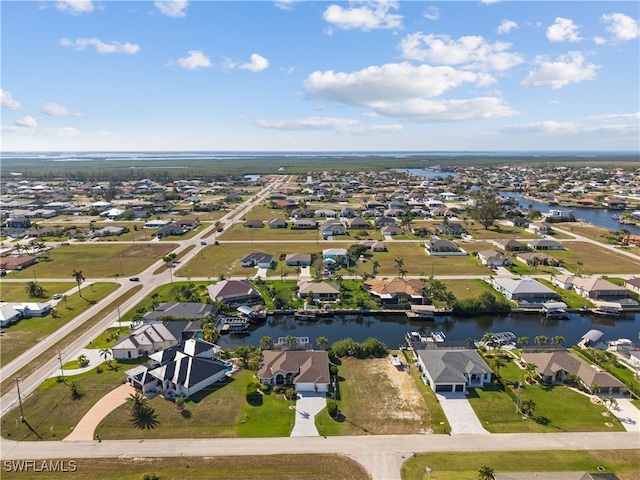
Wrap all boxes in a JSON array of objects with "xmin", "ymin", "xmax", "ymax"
[
  {"xmin": 576, "ymin": 260, "xmax": 584, "ymax": 276},
  {"xmin": 316, "ymin": 336, "xmax": 329, "ymax": 350},
  {"xmin": 150, "ymin": 293, "xmax": 161, "ymax": 309},
  {"xmin": 72, "ymin": 270, "xmax": 85, "ymax": 298},
  {"xmin": 285, "ymin": 335, "xmax": 298, "ymax": 351},
  {"xmin": 202, "ymin": 322, "xmax": 220, "ymax": 344},
  {"xmin": 490, "ymin": 355, "xmax": 508, "ymax": 377},
  {"xmin": 517, "ymin": 336, "xmax": 529, "ymax": 349},
  {"xmin": 99, "ymin": 348, "xmax": 112, "ymax": 363},
  {"xmin": 534, "ymin": 335, "xmax": 548, "ymax": 346},
  {"xmin": 259, "ymin": 336, "xmax": 273, "ymax": 350},
  {"xmin": 371, "ymin": 259, "xmax": 380, "ymax": 277},
  {"xmin": 520, "ymin": 398, "xmax": 536, "ymax": 417},
  {"xmin": 482, "ymin": 332, "xmax": 495, "ymax": 349},
  {"xmin": 25, "ymin": 280, "xmax": 45, "ymax": 298},
  {"xmin": 393, "ymin": 257, "xmax": 405, "ymax": 277},
  {"xmin": 126, "ymin": 392, "xmax": 151, "ymax": 419},
  {"xmin": 551, "ymin": 335, "xmax": 565, "ymax": 346},
  {"xmin": 477, "ymin": 465, "xmax": 495, "ymax": 480},
  {"xmin": 524, "ymin": 363, "xmax": 538, "ymax": 383}
]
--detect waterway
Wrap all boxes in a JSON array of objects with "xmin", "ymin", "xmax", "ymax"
[
  {"xmin": 501, "ymin": 192, "xmax": 640, "ymax": 235},
  {"xmin": 216, "ymin": 311, "xmax": 639, "ymax": 350}
]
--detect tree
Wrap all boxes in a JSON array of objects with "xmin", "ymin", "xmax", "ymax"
[
  {"xmin": 68, "ymin": 381, "xmax": 81, "ymax": 400},
  {"xmin": 316, "ymin": 336, "xmax": 329, "ymax": 350},
  {"xmin": 174, "ymin": 397, "xmax": 186, "ymax": 411},
  {"xmin": 285, "ymin": 335, "xmax": 298, "ymax": 350},
  {"xmin": 490, "ymin": 355, "xmax": 508, "ymax": 376},
  {"xmin": 478, "ymin": 465, "xmax": 495, "ymax": 480},
  {"xmin": 72, "ymin": 270, "xmax": 85, "ymax": 298},
  {"xmin": 150, "ymin": 293, "xmax": 161, "ymax": 309},
  {"xmin": 25, "ymin": 280, "xmax": 45, "ymax": 298},
  {"xmin": 202, "ymin": 322, "xmax": 220, "ymax": 344},
  {"xmin": 99, "ymin": 348, "xmax": 112, "ymax": 367},
  {"xmin": 371, "ymin": 260, "xmax": 380, "ymax": 276},
  {"xmin": 534, "ymin": 335, "xmax": 548, "ymax": 346},
  {"xmin": 551, "ymin": 335, "xmax": 565, "ymax": 346},
  {"xmin": 520, "ymin": 398, "xmax": 536, "ymax": 417},
  {"xmin": 259, "ymin": 336, "xmax": 273, "ymax": 350},
  {"xmin": 126, "ymin": 392, "xmax": 151, "ymax": 419},
  {"xmin": 524, "ymin": 363, "xmax": 538, "ymax": 383},
  {"xmin": 603, "ymin": 395, "xmax": 618, "ymax": 412},
  {"xmin": 393, "ymin": 257, "xmax": 405, "ymax": 277},
  {"xmin": 517, "ymin": 336, "xmax": 529, "ymax": 348},
  {"xmin": 77, "ymin": 354, "xmax": 90, "ymax": 367},
  {"xmin": 470, "ymin": 192, "xmax": 505, "ymax": 230}
]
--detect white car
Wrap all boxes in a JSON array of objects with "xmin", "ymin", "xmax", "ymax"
[{"xmin": 52, "ymin": 293, "xmax": 62, "ymax": 300}]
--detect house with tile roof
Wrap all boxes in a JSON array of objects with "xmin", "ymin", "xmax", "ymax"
[
  {"xmin": 207, "ymin": 279, "xmax": 262, "ymax": 305},
  {"xmin": 256, "ymin": 350, "xmax": 330, "ymax": 393},
  {"xmin": 363, "ymin": 277, "xmax": 426, "ymax": 304}
]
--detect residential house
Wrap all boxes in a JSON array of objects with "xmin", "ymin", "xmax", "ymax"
[
  {"xmin": 243, "ymin": 219, "xmax": 264, "ymax": 228},
  {"xmin": 505, "ymin": 217, "xmax": 529, "ymax": 228},
  {"xmin": 93, "ymin": 226, "xmax": 125, "ymax": 237},
  {"xmin": 0, "ymin": 302, "xmax": 51, "ymax": 327},
  {"xmin": 361, "ymin": 240, "xmax": 386, "ymax": 252},
  {"xmin": 285, "ymin": 253, "xmax": 312, "ymax": 267},
  {"xmin": 267, "ymin": 218, "xmax": 288, "ymax": 229},
  {"xmin": 363, "ymin": 277, "xmax": 426, "ymax": 304},
  {"xmin": 477, "ymin": 250, "xmax": 511, "ymax": 267},
  {"xmin": 241, "ymin": 253, "xmax": 274, "ymax": 269},
  {"xmin": 0, "ymin": 255, "xmax": 37, "ymax": 271},
  {"xmin": 526, "ymin": 239, "xmax": 563, "ymax": 250},
  {"xmin": 554, "ymin": 276, "xmax": 636, "ymax": 304},
  {"xmin": 321, "ymin": 221, "xmax": 347, "ymax": 237},
  {"xmin": 377, "ymin": 217, "xmax": 397, "ymax": 227},
  {"xmin": 516, "ymin": 252, "xmax": 558, "ymax": 266},
  {"xmin": 256, "ymin": 350, "xmax": 330, "ymax": 393},
  {"xmin": 5, "ymin": 217, "xmax": 31, "ymax": 228},
  {"xmin": 347, "ymin": 217, "xmax": 370, "ymax": 229},
  {"xmin": 207, "ymin": 279, "xmax": 262, "ymax": 305},
  {"xmin": 143, "ymin": 302, "xmax": 217, "ymax": 322},
  {"xmin": 624, "ymin": 278, "xmax": 640, "ymax": 294},
  {"xmin": 314, "ymin": 209, "xmax": 337, "ymax": 218},
  {"xmin": 125, "ymin": 338, "xmax": 228, "ymax": 399},
  {"xmin": 435, "ymin": 223, "xmax": 467, "ymax": 237},
  {"xmin": 297, "ymin": 281, "xmax": 340, "ymax": 301},
  {"xmin": 414, "ymin": 349, "xmax": 492, "ymax": 393},
  {"xmin": 489, "ymin": 277, "xmax": 560, "ymax": 306},
  {"xmin": 112, "ymin": 321, "xmax": 200, "ymax": 360},
  {"xmin": 527, "ymin": 221, "xmax": 550, "ymax": 235},
  {"xmin": 291, "ymin": 219, "xmax": 317, "ymax": 229},
  {"xmin": 380, "ymin": 226, "xmax": 403, "ymax": 236},
  {"xmin": 491, "ymin": 238, "xmax": 526, "ymax": 251},
  {"xmin": 144, "ymin": 219, "xmax": 170, "ymax": 229},
  {"xmin": 426, "ymin": 239, "xmax": 467, "ymax": 256},
  {"xmin": 322, "ymin": 248, "xmax": 348, "ymax": 265},
  {"xmin": 521, "ymin": 351, "xmax": 625, "ymax": 394}
]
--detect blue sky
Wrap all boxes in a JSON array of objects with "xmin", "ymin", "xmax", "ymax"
[{"xmin": 1, "ymin": 0, "xmax": 639, "ymax": 152}]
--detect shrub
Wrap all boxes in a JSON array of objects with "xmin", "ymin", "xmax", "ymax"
[
  {"xmin": 327, "ymin": 402, "xmax": 338, "ymax": 418},
  {"xmin": 274, "ymin": 386, "xmax": 286, "ymax": 394},
  {"xmin": 245, "ymin": 382, "xmax": 259, "ymax": 402},
  {"xmin": 330, "ymin": 364, "xmax": 339, "ymax": 376},
  {"xmin": 259, "ymin": 383, "xmax": 269, "ymax": 393},
  {"xmin": 95, "ymin": 366, "xmax": 103, "ymax": 374},
  {"xmin": 285, "ymin": 388, "xmax": 297, "ymax": 400}
]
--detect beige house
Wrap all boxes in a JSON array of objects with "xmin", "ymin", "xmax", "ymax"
[{"xmin": 256, "ymin": 350, "xmax": 330, "ymax": 393}]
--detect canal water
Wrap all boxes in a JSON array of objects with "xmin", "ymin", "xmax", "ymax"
[{"xmin": 216, "ymin": 311, "xmax": 639, "ymax": 350}]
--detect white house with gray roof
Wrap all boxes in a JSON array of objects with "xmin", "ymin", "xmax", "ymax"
[
  {"xmin": 488, "ymin": 277, "xmax": 560, "ymax": 306},
  {"xmin": 414, "ymin": 349, "xmax": 492, "ymax": 393}
]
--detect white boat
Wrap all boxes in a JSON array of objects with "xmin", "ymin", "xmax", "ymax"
[{"xmin": 431, "ymin": 331, "xmax": 446, "ymax": 342}]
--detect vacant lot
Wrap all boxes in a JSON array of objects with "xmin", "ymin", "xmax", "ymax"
[
  {"xmin": 316, "ymin": 356, "xmax": 432, "ymax": 436},
  {"xmin": 0, "ymin": 281, "xmax": 73, "ymax": 302},
  {"xmin": 1, "ymin": 454, "xmax": 370, "ymax": 480},
  {"xmin": 551, "ymin": 241, "xmax": 640, "ymax": 274},
  {"xmin": 401, "ymin": 449, "xmax": 640, "ymax": 480},
  {"xmin": 219, "ymin": 222, "xmax": 322, "ymax": 241},
  {"xmin": 381, "ymin": 242, "xmax": 489, "ymax": 276},
  {"xmin": 0, "ymin": 282, "xmax": 119, "ymax": 367},
  {"xmin": 9, "ymin": 244, "xmax": 178, "ymax": 279}
]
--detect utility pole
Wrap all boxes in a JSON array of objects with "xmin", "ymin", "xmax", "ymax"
[
  {"xmin": 15, "ymin": 377, "xmax": 25, "ymax": 422},
  {"xmin": 516, "ymin": 375, "xmax": 522, "ymax": 413},
  {"xmin": 117, "ymin": 305, "xmax": 122, "ymax": 329},
  {"xmin": 57, "ymin": 349, "xmax": 65, "ymax": 382}
]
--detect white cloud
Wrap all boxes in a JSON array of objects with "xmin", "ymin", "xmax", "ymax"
[
  {"xmin": 41, "ymin": 102, "xmax": 81, "ymax": 117},
  {"xmin": 55, "ymin": 0, "xmax": 94, "ymax": 15},
  {"xmin": 521, "ymin": 52, "xmax": 598, "ymax": 89},
  {"xmin": 585, "ymin": 112, "xmax": 640, "ymax": 122},
  {"xmin": 304, "ymin": 63, "xmax": 517, "ymax": 122},
  {"xmin": 501, "ymin": 119, "xmax": 637, "ymax": 136},
  {"xmin": 481, "ymin": 0, "xmax": 500, "ymax": 4},
  {"xmin": 239, "ymin": 54, "xmax": 270, "ymax": 72},
  {"xmin": 274, "ymin": 0, "xmax": 300, "ymax": 11},
  {"xmin": 323, "ymin": 1, "xmax": 403, "ymax": 32},
  {"xmin": 398, "ymin": 33, "xmax": 523, "ymax": 71},
  {"xmin": 601, "ymin": 13, "xmax": 640, "ymax": 42},
  {"xmin": 423, "ymin": 6, "xmax": 439, "ymax": 21},
  {"xmin": 154, "ymin": 0, "xmax": 188, "ymax": 18},
  {"xmin": 547, "ymin": 17, "xmax": 583, "ymax": 42},
  {"xmin": 15, "ymin": 116, "xmax": 38, "ymax": 128},
  {"xmin": 174, "ymin": 50, "xmax": 212, "ymax": 70},
  {"xmin": 497, "ymin": 20, "xmax": 518, "ymax": 35},
  {"xmin": 1, "ymin": 89, "xmax": 23, "ymax": 110},
  {"xmin": 593, "ymin": 36, "xmax": 607, "ymax": 45},
  {"xmin": 254, "ymin": 116, "xmax": 402, "ymax": 135},
  {"xmin": 60, "ymin": 38, "xmax": 140, "ymax": 54}
]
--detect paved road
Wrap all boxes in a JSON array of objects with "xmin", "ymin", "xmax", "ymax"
[{"xmin": 1, "ymin": 432, "xmax": 638, "ymax": 480}]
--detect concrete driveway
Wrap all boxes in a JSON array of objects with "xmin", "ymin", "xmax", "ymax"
[
  {"xmin": 290, "ymin": 392, "xmax": 327, "ymax": 437},
  {"xmin": 436, "ymin": 392, "xmax": 489, "ymax": 435},
  {"xmin": 610, "ymin": 396, "xmax": 640, "ymax": 431}
]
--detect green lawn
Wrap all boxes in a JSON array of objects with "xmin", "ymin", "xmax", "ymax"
[
  {"xmin": 443, "ymin": 279, "xmax": 501, "ymax": 301},
  {"xmin": 98, "ymin": 369, "xmax": 295, "ymax": 439},
  {"xmin": 378, "ymin": 243, "xmax": 489, "ymax": 276},
  {"xmin": 0, "ymin": 282, "xmax": 120, "ymax": 367},
  {"xmin": 537, "ymin": 278, "xmax": 595, "ymax": 308},
  {"xmin": 470, "ymin": 357, "xmax": 625, "ymax": 433},
  {"xmin": 8, "ymin": 243, "xmax": 178, "ymax": 279},
  {"xmin": 551, "ymin": 241, "xmax": 640, "ymax": 274},
  {"xmin": 0, "ymin": 281, "xmax": 74, "ymax": 303},
  {"xmin": 159, "ymin": 222, "xmax": 211, "ymax": 241},
  {"xmin": 401, "ymin": 450, "xmax": 640, "ymax": 480},
  {"xmin": 219, "ymin": 222, "xmax": 323, "ymax": 241}
]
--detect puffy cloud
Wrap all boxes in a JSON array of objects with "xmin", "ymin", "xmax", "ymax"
[
  {"xmin": 520, "ymin": 52, "xmax": 598, "ymax": 89},
  {"xmin": 547, "ymin": 17, "xmax": 583, "ymax": 42},
  {"xmin": 497, "ymin": 19, "xmax": 518, "ymax": 34},
  {"xmin": 174, "ymin": 50, "xmax": 212, "ymax": 70},
  {"xmin": 239, "ymin": 54, "xmax": 269, "ymax": 72},
  {"xmin": 274, "ymin": 0, "xmax": 300, "ymax": 11},
  {"xmin": 323, "ymin": 1, "xmax": 402, "ymax": 32},
  {"xmin": 41, "ymin": 102, "xmax": 81, "ymax": 117},
  {"xmin": 254, "ymin": 116, "xmax": 402, "ymax": 135},
  {"xmin": 55, "ymin": 0, "xmax": 94, "ymax": 15},
  {"xmin": 1, "ymin": 89, "xmax": 23, "ymax": 110},
  {"xmin": 15, "ymin": 116, "xmax": 38, "ymax": 128},
  {"xmin": 398, "ymin": 33, "xmax": 523, "ymax": 71},
  {"xmin": 601, "ymin": 13, "xmax": 639, "ymax": 41},
  {"xmin": 423, "ymin": 6, "xmax": 439, "ymax": 21},
  {"xmin": 60, "ymin": 37, "xmax": 140, "ymax": 54},
  {"xmin": 304, "ymin": 63, "xmax": 517, "ymax": 122},
  {"xmin": 154, "ymin": 0, "xmax": 188, "ymax": 18}
]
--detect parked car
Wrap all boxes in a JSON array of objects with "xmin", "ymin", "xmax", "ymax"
[
  {"xmin": 200, "ymin": 241, "xmax": 207, "ymax": 245},
  {"xmin": 129, "ymin": 277, "xmax": 140, "ymax": 282},
  {"xmin": 52, "ymin": 293, "xmax": 62, "ymax": 300}
]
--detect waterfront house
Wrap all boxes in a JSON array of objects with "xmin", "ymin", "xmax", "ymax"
[
  {"xmin": 256, "ymin": 350, "xmax": 330, "ymax": 393},
  {"xmin": 112, "ymin": 321, "xmax": 201, "ymax": 360},
  {"xmin": 363, "ymin": 277, "xmax": 426, "ymax": 304},
  {"xmin": 207, "ymin": 280, "xmax": 262, "ymax": 305},
  {"xmin": 143, "ymin": 302, "xmax": 217, "ymax": 322},
  {"xmin": 554, "ymin": 275, "xmax": 636, "ymax": 304},
  {"xmin": 526, "ymin": 221, "xmax": 550, "ymax": 235},
  {"xmin": 414, "ymin": 349, "xmax": 492, "ymax": 393},
  {"xmin": 297, "ymin": 281, "xmax": 340, "ymax": 301},
  {"xmin": 488, "ymin": 277, "xmax": 559, "ymax": 306}
]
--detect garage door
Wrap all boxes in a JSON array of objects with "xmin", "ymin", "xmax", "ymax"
[
  {"xmin": 455, "ymin": 384, "xmax": 464, "ymax": 392},
  {"xmin": 435, "ymin": 384, "xmax": 453, "ymax": 392}
]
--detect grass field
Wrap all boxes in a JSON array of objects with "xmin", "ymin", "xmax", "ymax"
[
  {"xmin": 0, "ymin": 281, "xmax": 74, "ymax": 303},
  {"xmin": 0, "ymin": 282, "xmax": 119, "ymax": 367},
  {"xmin": 98, "ymin": 369, "xmax": 295, "ymax": 439},
  {"xmin": 1, "ymin": 454, "xmax": 370, "ymax": 480},
  {"xmin": 551, "ymin": 241, "xmax": 640, "ymax": 274},
  {"xmin": 219, "ymin": 222, "xmax": 323, "ymax": 241},
  {"xmin": 8, "ymin": 243, "xmax": 178, "ymax": 279},
  {"xmin": 468, "ymin": 356, "xmax": 626, "ymax": 433},
  {"xmin": 443, "ymin": 278, "xmax": 497, "ymax": 300},
  {"xmin": 315, "ymin": 356, "xmax": 437, "ymax": 436},
  {"xmin": 381, "ymin": 242, "xmax": 489, "ymax": 276},
  {"xmin": 401, "ymin": 449, "xmax": 640, "ymax": 480}
]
